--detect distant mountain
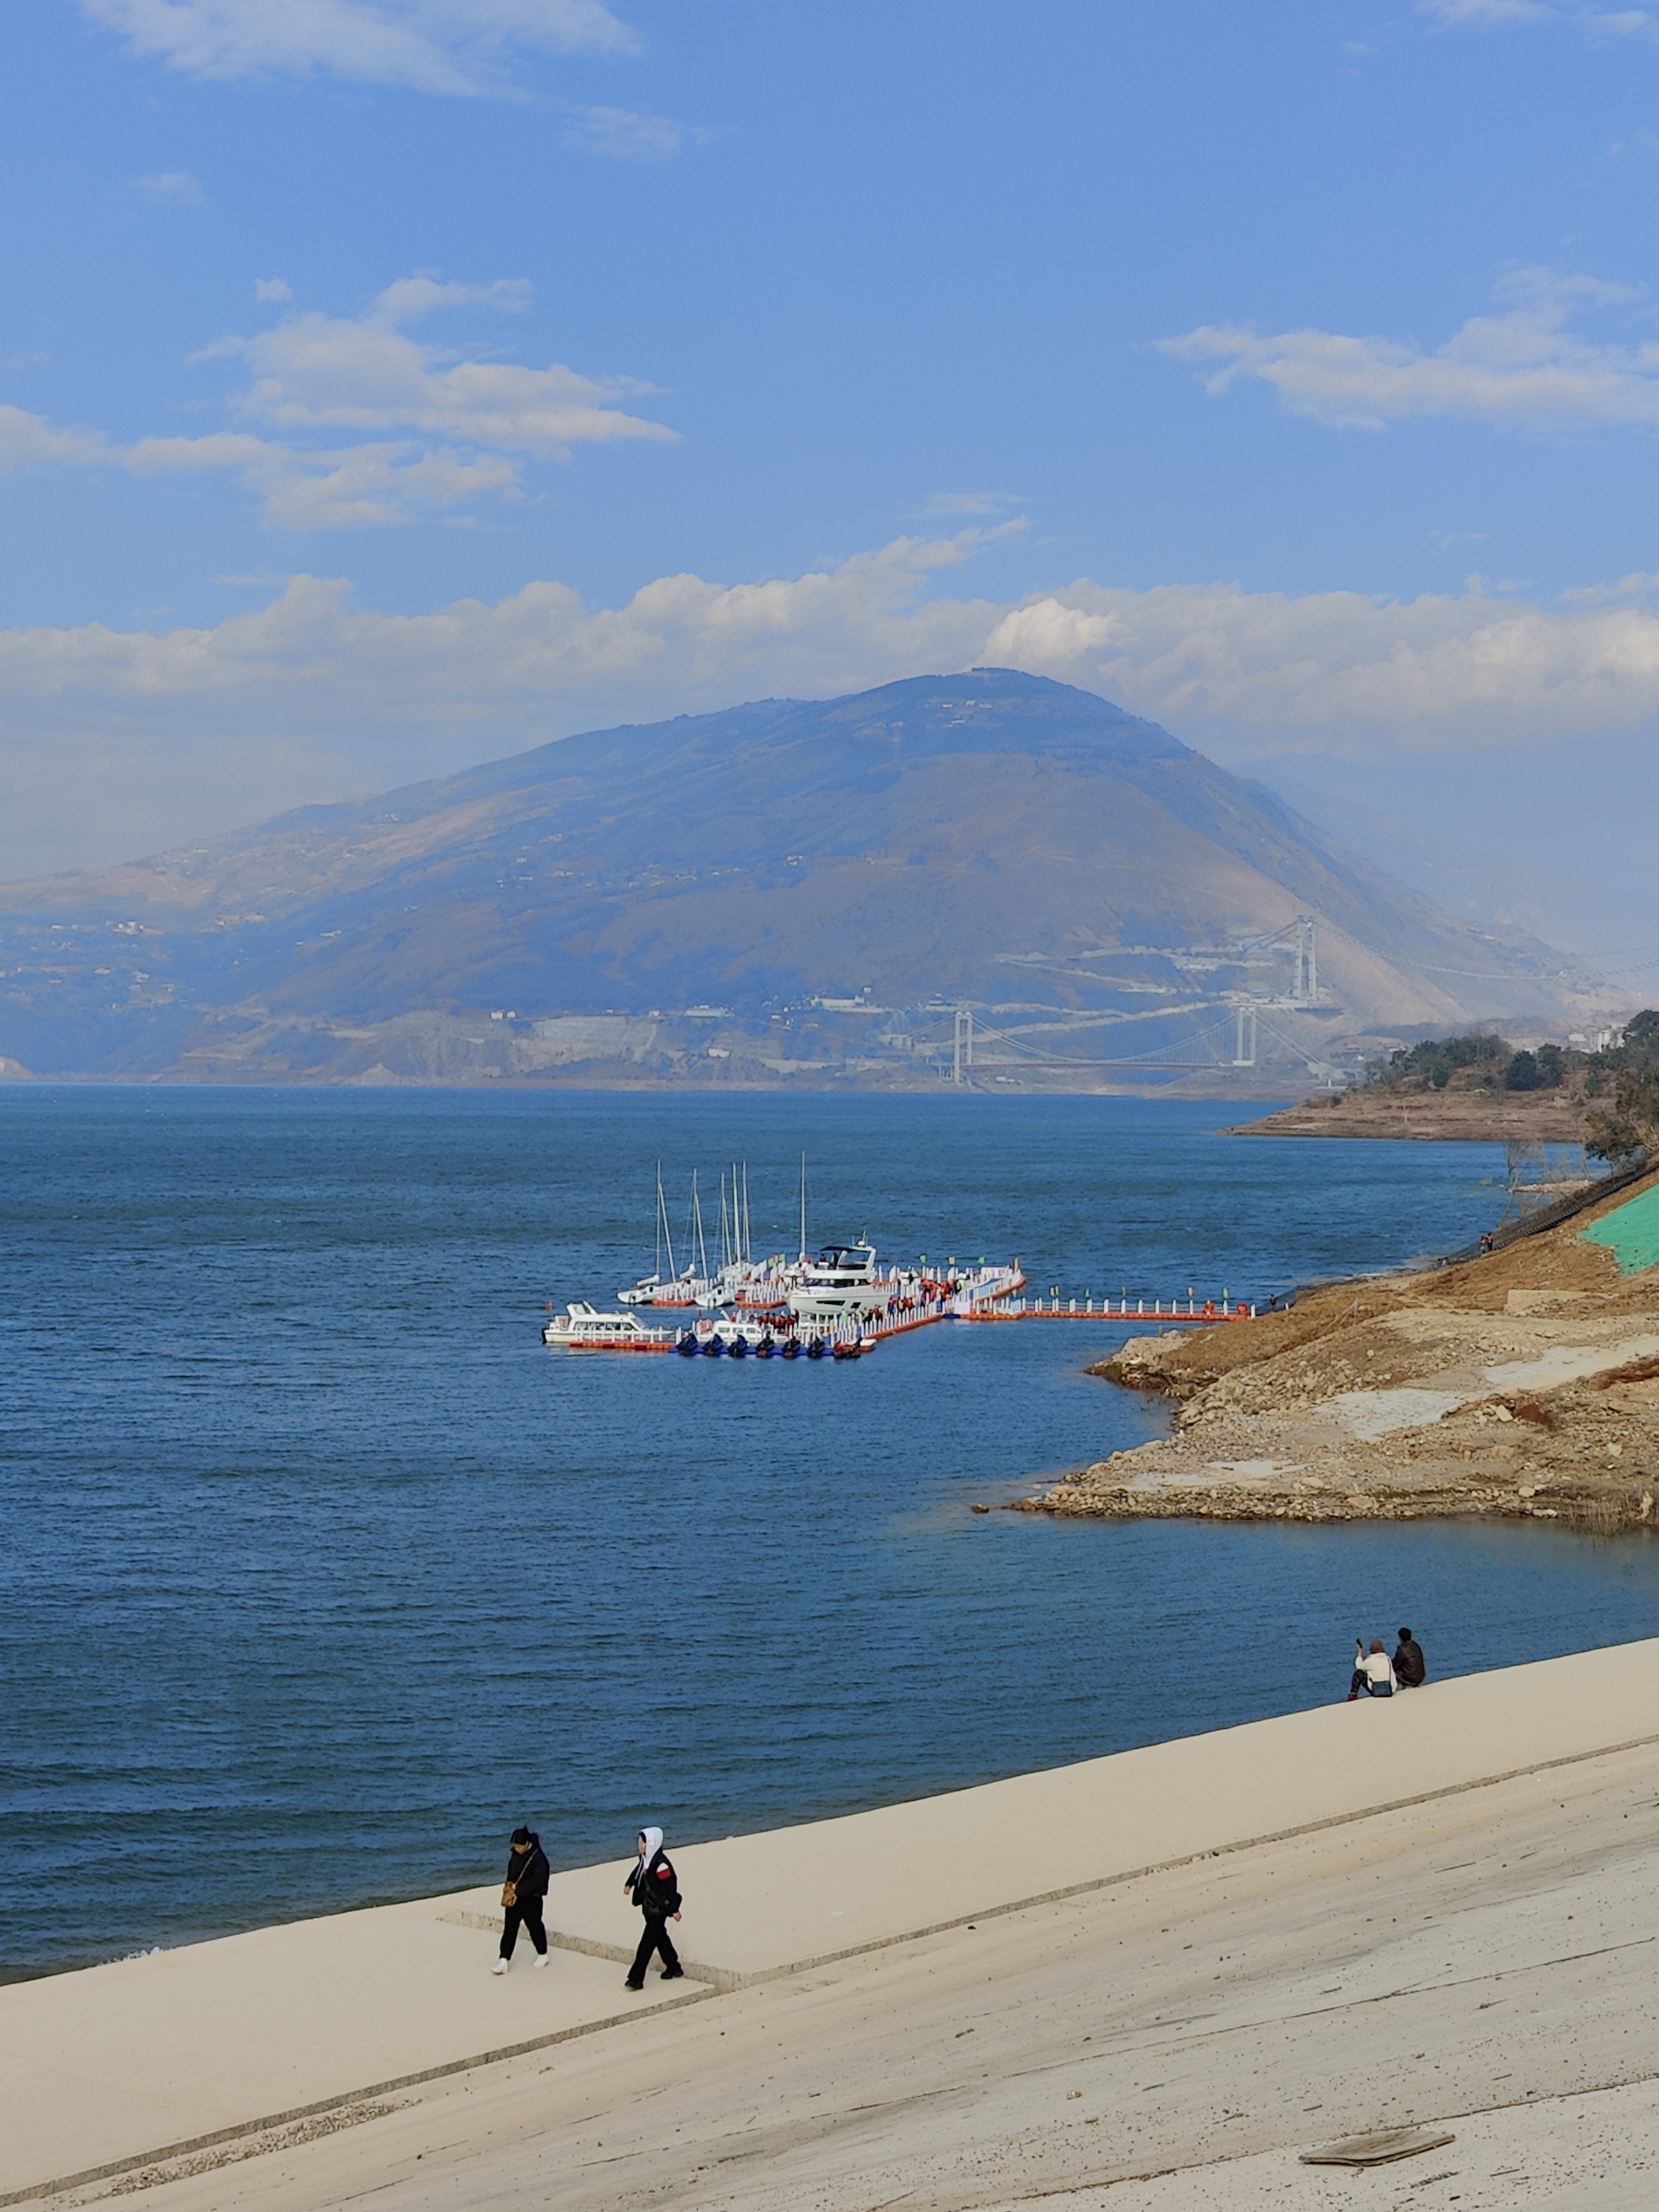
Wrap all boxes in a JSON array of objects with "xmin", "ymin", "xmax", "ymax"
[{"xmin": 0, "ymin": 671, "xmax": 1613, "ymax": 1088}]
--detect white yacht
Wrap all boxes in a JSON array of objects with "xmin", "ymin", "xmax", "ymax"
[
  {"xmin": 787, "ymin": 1242, "xmax": 888, "ymax": 1323},
  {"xmin": 542, "ymin": 1301, "xmax": 675, "ymax": 1351}
]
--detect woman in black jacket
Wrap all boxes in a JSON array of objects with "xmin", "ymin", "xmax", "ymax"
[
  {"xmin": 623, "ymin": 1825, "xmax": 685, "ymax": 1989},
  {"xmin": 493, "ymin": 1825, "xmax": 550, "ymax": 1974}
]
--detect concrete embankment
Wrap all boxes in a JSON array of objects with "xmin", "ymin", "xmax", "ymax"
[
  {"xmin": 8, "ymin": 1639, "xmax": 1659, "ymax": 2211},
  {"xmin": 1026, "ymin": 1165, "xmax": 1659, "ymax": 1528}
]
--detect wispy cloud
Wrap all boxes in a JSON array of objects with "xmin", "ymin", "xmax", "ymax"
[
  {"xmin": 561, "ymin": 102, "xmax": 685, "ymax": 158},
  {"xmin": 0, "ymin": 405, "xmax": 111, "ymax": 469},
  {"xmin": 1420, "ymin": 1, "xmax": 1659, "ymax": 36},
  {"xmin": 917, "ymin": 490, "xmax": 1026, "ymax": 518},
  {"xmin": 211, "ymin": 275, "xmax": 670, "ymax": 452},
  {"xmin": 133, "ymin": 168, "xmax": 205, "ymax": 205},
  {"xmin": 125, "ymin": 431, "xmax": 527, "ymax": 530},
  {"xmin": 1160, "ymin": 269, "xmax": 1659, "ymax": 432},
  {"xmin": 78, "ymin": 0, "xmax": 640, "ymax": 97},
  {"xmin": 0, "ymin": 275, "xmax": 673, "ymax": 529},
  {"xmin": 254, "ymin": 277, "xmax": 293, "ymax": 304},
  {"xmin": 1420, "ymin": 1, "xmax": 1554, "ymax": 23}
]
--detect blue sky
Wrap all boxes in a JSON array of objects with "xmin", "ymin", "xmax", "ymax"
[{"xmin": 5, "ymin": 0, "xmax": 1659, "ymax": 954}]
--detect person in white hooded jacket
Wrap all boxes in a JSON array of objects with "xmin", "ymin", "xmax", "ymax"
[
  {"xmin": 1355, "ymin": 1638, "xmax": 1398, "ymax": 1697},
  {"xmin": 623, "ymin": 1825, "xmax": 684, "ymax": 1989}
]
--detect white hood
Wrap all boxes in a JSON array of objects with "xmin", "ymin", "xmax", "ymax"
[{"xmin": 638, "ymin": 1825, "xmax": 663, "ymax": 1861}]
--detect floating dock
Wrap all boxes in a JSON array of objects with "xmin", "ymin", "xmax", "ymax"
[
  {"xmin": 971, "ymin": 1292, "xmax": 1256, "ymax": 1327},
  {"xmin": 548, "ymin": 1274, "xmax": 1258, "ymax": 1357}
]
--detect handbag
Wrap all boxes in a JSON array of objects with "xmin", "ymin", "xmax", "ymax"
[{"xmin": 501, "ymin": 1877, "xmax": 518, "ymax": 1908}]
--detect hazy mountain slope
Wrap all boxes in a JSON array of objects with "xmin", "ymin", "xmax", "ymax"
[{"xmin": 0, "ymin": 672, "xmax": 1611, "ymax": 1085}]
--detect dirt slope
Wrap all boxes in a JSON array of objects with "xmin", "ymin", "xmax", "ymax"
[{"xmin": 1026, "ymin": 1169, "xmax": 1659, "ymax": 1527}]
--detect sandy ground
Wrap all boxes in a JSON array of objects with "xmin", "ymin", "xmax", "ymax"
[
  {"xmin": 1030, "ymin": 1169, "xmax": 1659, "ymax": 1527},
  {"xmin": 34, "ymin": 1729, "xmax": 1659, "ymax": 2212}
]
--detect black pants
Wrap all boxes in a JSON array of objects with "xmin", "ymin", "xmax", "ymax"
[
  {"xmin": 500, "ymin": 1899, "xmax": 547, "ymax": 1959},
  {"xmin": 629, "ymin": 1915, "xmax": 680, "ymax": 1982}
]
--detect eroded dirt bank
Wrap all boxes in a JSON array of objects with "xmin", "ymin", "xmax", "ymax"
[
  {"xmin": 1024, "ymin": 1169, "xmax": 1659, "ymax": 1527},
  {"xmin": 1230, "ymin": 1088, "xmax": 1594, "ymax": 1142}
]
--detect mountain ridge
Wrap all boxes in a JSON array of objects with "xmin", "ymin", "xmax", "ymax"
[{"xmin": 0, "ymin": 670, "xmax": 1613, "ymax": 1089}]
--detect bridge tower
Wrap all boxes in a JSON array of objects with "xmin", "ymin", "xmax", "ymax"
[
  {"xmin": 953, "ymin": 1008, "xmax": 975, "ymax": 1086},
  {"xmin": 1290, "ymin": 915, "xmax": 1319, "ymax": 1005}
]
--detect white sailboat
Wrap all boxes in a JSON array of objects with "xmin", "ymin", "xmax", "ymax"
[{"xmin": 618, "ymin": 1162, "xmax": 682, "ymax": 1303}]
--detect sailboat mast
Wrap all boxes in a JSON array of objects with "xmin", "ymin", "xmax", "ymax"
[
  {"xmin": 659, "ymin": 1164, "xmax": 678, "ymax": 1281},
  {"xmin": 742, "ymin": 1162, "xmax": 752, "ymax": 1264},
  {"xmin": 799, "ymin": 1152, "xmax": 807, "ymax": 1263},
  {"xmin": 692, "ymin": 1172, "xmax": 708, "ymax": 1281}
]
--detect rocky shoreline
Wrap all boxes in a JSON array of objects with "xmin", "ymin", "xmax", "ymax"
[
  {"xmin": 1021, "ymin": 1169, "xmax": 1659, "ymax": 1530},
  {"xmin": 1230, "ymin": 1088, "xmax": 1595, "ymax": 1143}
]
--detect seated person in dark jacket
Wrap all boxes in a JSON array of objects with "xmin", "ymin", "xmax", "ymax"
[
  {"xmin": 1394, "ymin": 1628, "xmax": 1426, "ymax": 1688},
  {"xmin": 624, "ymin": 1825, "xmax": 685, "ymax": 1988}
]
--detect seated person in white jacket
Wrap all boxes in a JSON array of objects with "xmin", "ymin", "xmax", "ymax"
[{"xmin": 1356, "ymin": 1637, "xmax": 1397, "ymax": 1697}]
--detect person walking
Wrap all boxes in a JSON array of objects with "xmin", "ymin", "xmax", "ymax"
[
  {"xmin": 492, "ymin": 1825, "xmax": 550, "ymax": 1974},
  {"xmin": 1394, "ymin": 1627, "xmax": 1426, "ymax": 1688},
  {"xmin": 623, "ymin": 1825, "xmax": 685, "ymax": 1989}
]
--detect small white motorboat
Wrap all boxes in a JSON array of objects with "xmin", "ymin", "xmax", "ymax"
[{"xmin": 542, "ymin": 1302, "xmax": 676, "ymax": 1351}]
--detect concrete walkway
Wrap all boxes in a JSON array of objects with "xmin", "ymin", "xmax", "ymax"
[
  {"xmin": 6, "ymin": 1638, "xmax": 1659, "ymax": 2204},
  {"xmin": 529, "ymin": 1635, "xmax": 1659, "ymax": 1980},
  {"xmin": 0, "ymin": 1900, "xmax": 705, "ymax": 2202}
]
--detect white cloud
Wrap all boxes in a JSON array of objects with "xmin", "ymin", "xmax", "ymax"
[
  {"xmin": 217, "ymin": 276, "xmax": 672, "ymax": 453},
  {"xmin": 974, "ymin": 575, "xmax": 1659, "ymax": 748},
  {"xmin": 561, "ymin": 103, "xmax": 683, "ymax": 158},
  {"xmin": 1161, "ymin": 269, "xmax": 1659, "ymax": 431},
  {"xmin": 13, "ymin": 538, "xmax": 1659, "ymax": 873},
  {"xmin": 133, "ymin": 168, "xmax": 205, "ymax": 205},
  {"xmin": 0, "ymin": 404, "xmax": 111, "ymax": 469},
  {"xmin": 254, "ymin": 277, "xmax": 294, "ymax": 304},
  {"xmin": 8, "ymin": 533, "xmax": 1659, "ymax": 749},
  {"xmin": 78, "ymin": 1, "xmax": 639, "ymax": 96},
  {"xmin": 1420, "ymin": 1, "xmax": 1555, "ymax": 23},
  {"xmin": 124, "ymin": 430, "xmax": 524, "ymax": 529},
  {"xmin": 1420, "ymin": 1, "xmax": 1659, "ymax": 38},
  {"xmin": 0, "ymin": 275, "xmax": 672, "ymax": 528}
]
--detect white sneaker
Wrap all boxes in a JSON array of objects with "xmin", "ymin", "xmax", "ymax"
[
  {"xmin": 491, "ymin": 1957, "xmax": 509, "ymax": 1975},
  {"xmin": 534, "ymin": 1952, "xmax": 549, "ymax": 1969}
]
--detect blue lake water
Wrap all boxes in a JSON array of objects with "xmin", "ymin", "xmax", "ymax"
[{"xmin": 3, "ymin": 1086, "xmax": 1656, "ymax": 1982}]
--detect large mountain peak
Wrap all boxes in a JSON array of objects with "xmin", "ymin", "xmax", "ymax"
[{"xmin": 0, "ymin": 675, "xmax": 1608, "ymax": 1088}]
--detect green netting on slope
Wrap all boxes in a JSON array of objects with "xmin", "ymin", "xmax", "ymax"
[{"xmin": 1580, "ymin": 1182, "xmax": 1659, "ymax": 1276}]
